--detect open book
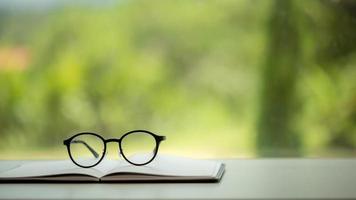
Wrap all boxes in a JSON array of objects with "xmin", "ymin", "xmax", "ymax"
[{"xmin": 0, "ymin": 155, "xmax": 225, "ymax": 182}]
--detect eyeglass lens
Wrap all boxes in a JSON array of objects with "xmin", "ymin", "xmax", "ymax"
[
  {"xmin": 121, "ymin": 131, "xmax": 157, "ymax": 165},
  {"xmin": 69, "ymin": 134, "xmax": 104, "ymax": 167}
]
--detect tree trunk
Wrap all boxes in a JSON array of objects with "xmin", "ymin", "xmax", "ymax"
[{"xmin": 256, "ymin": 0, "xmax": 302, "ymax": 156}]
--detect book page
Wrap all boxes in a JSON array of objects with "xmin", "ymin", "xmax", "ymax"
[
  {"xmin": 0, "ymin": 159, "xmax": 119, "ymax": 179},
  {"xmin": 0, "ymin": 155, "xmax": 223, "ymax": 181},
  {"xmin": 106, "ymin": 154, "xmax": 222, "ymax": 178}
]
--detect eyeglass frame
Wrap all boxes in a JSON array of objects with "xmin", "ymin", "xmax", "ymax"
[{"xmin": 63, "ymin": 130, "xmax": 166, "ymax": 168}]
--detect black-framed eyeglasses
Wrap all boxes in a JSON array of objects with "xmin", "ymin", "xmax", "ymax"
[{"xmin": 63, "ymin": 130, "xmax": 166, "ymax": 168}]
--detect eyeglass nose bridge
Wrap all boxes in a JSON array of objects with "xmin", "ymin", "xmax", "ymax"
[
  {"xmin": 105, "ymin": 138, "xmax": 123, "ymax": 158},
  {"xmin": 105, "ymin": 138, "xmax": 121, "ymax": 143}
]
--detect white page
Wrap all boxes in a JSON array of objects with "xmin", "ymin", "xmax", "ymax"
[
  {"xmin": 107, "ymin": 154, "xmax": 222, "ymax": 177},
  {"xmin": 0, "ymin": 159, "xmax": 119, "ymax": 179},
  {"xmin": 0, "ymin": 155, "xmax": 222, "ymax": 180}
]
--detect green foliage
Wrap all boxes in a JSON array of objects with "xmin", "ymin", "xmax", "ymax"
[{"xmin": 0, "ymin": 0, "xmax": 355, "ymax": 158}]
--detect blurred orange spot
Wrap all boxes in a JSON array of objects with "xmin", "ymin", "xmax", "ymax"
[{"xmin": 0, "ymin": 47, "xmax": 30, "ymax": 71}]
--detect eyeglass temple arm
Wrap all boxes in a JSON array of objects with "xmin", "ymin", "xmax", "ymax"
[
  {"xmin": 70, "ymin": 140, "xmax": 100, "ymax": 158},
  {"xmin": 153, "ymin": 136, "xmax": 166, "ymax": 153}
]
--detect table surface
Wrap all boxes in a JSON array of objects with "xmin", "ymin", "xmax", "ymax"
[{"xmin": 0, "ymin": 159, "xmax": 356, "ymax": 200}]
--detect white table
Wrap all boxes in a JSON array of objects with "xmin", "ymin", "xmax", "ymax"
[{"xmin": 1, "ymin": 159, "xmax": 356, "ymax": 199}]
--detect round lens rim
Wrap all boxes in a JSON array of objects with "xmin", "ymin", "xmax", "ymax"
[
  {"xmin": 119, "ymin": 130, "xmax": 160, "ymax": 166},
  {"xmin": 65, "ymin": 132, "xmax": 106, "ymax": 168}
]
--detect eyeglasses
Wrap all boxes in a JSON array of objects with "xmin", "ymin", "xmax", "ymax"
[{"xmin": 63, "ymin": 130, "xmax": 166, "ymax": 168}]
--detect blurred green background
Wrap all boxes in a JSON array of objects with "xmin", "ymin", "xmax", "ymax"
[{"xmin": 0, "ymin": 0, "xmax": 355, "ymax": 159}]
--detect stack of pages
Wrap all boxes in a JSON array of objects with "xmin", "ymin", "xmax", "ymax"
[{"xmin": 0, "ymin": 155, "xmax": 225, "ymax": 182}]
